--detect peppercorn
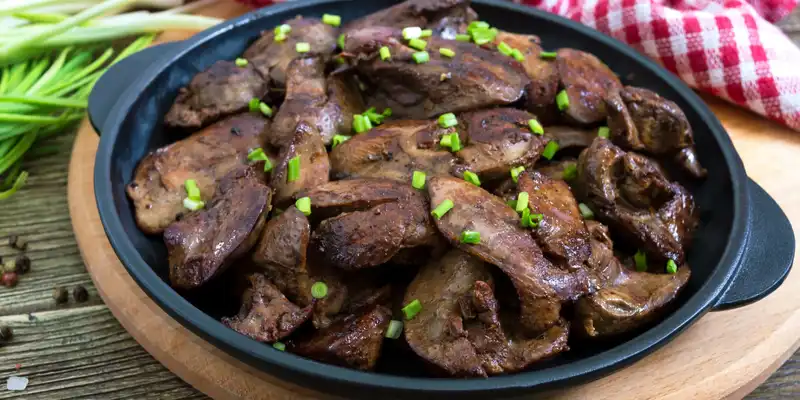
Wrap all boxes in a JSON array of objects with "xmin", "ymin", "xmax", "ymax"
[
  {"xmin": 14, "ymin": 255, "xmax": 30, "ymax": 274},
  {"xmin": 52, "ymin": 286, "xmax": 68, "ymax": 304},
  {"xmin": 0, "ymin": 326, "xmax": 12, "ymax": 342},
  {"xmin": 72, "ymin": 285, "xmax": 89, "ymax": 302},
  {"xmin": 2, "ymin": 272, "xmax": 18, "ymax": 288}
]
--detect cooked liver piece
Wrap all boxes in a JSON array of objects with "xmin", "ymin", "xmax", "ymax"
[
  {"xmin": 427, "ymin": 176, "xmax": 593, "ymax": 334},
  {"xmin": 344, "ymin": 0, "xmax": 476, "ymax": 40},
  {"xmin": 291, "ymin": 305, "xmax": 392, "ymax": 371},
  {"xmin": 164, "ymin": 60, "xmax": 269, "ymax": 130},
  {"xmin": 127, "ymin": 113, "xmax": 267, "ymax": 234},
  {"xmin": 221, "ymin": 273, "xmax": 311, "ymax": 342},
  {"xmin": 243, "ymin": 17, "xmax": 337, "ymax": 88},
  {"xmin": 268, "ymin": 121, "xmax": 330, "ymax": 207},
  {"xmin": 268, "ymin": 56, "xmax": 364, "ymax": 147},
  {"xmin": 344, "ymin": 27, "xmax": 529, "ymax": 119},
  {"xmin": 164, "ymin": 167, "xmax": 271, "ymax": 289},
  {"xmin": 556, "ymin": 48, "xmax": 622, "ymax": 125}
]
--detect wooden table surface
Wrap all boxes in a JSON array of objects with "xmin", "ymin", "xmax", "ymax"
[{"xmin": 1, "ymin": 5, "xmax": 800, "ymax": 400}]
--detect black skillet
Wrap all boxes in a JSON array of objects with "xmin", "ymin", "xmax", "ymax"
[{"xmin": 87, "ymin": 0, "xmax": 795, "ymax": 398}]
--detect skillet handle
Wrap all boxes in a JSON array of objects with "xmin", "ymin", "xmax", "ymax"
[
  {"xmin": 88, "ymin": 41, "xmax": 185, "ymax": 135},
  {"xmin": 712, "ymin": 178, "xmax": 795, "ymax": 310}
]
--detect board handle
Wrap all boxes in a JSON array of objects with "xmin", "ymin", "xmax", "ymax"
[
  {"xmin": 713, "ymin": 178, "xmax": 795, "ymax": 310},
  {"xmin": 88, "ymin": 41, "xmax": 185, "ymax": 135}
]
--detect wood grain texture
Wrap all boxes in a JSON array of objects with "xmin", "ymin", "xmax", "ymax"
[{"xmin": 0, "ymin": 2, "xmax": 798, "ymax": 399}]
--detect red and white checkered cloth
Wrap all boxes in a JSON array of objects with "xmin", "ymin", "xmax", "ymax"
[{"xmin": 237, "ymin": 0, "xmax": 800, "ymax": 130}]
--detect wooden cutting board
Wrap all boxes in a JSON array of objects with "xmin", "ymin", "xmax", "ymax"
[{"xmin": 67, "ymin": 2, "xmax": 800, "ymax": 399}]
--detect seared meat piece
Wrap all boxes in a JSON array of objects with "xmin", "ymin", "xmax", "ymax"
[
  {"xmin": 252, "ymin": 206, "xmax": 347, "ymax": 329},
  {"xmin": 128, "ymin": 114, "xmax": 267, "ymax": 234},
  {"xmin": 427, "ymin": 176, "xmax": 592, "ymax": 334},
  {"xmin": 269, "ymin": 121, "xmax": 330, "ymax": 206},
  {"xmin": 576, "ymin": 221, "xmax": 691, "ymax": 337},
  {"xmin": 517, "ymin": 171, "xmax": 591, "ymax": 266},
  {"xmin": 164, "ymin": 168, "xmax": 271, "ymax": 289},
  {"xmin": 164, "ymin": 61, "xmax": 269, "ymax": 130},
  {"xmin": 606, "ymin": 86, "xmax": 706, "ymax": 178},
  {"xmin": 494, "ymin": 31, "xmax": 560, "ymax": 124},
  {"xmin": 404, "ymin": 250, "xmax": 569, "ymax": 377},
  {"xmin": 298, "ymin": 178, "xmax": 420, "ymax": 216},
  {"xmin": 330, "ymin": 120, "xmax": 457, "ymax": 182},
  {"xmin": 575, "ymin": 138, "xmax": 697, "ymax": 264},
  {"xmin": 454, "ymin": 108, "xmax": 547, "ymax": 181},
  {"xmin": 269, "ymin": 56, "xmax": 364, "ymax": 147},
  {"xmin": 556, "ymin": 48, "xmax": 622, "ymax": 125},
  {"xmin": 221, "ymin": 273, "xmax": 311, "ymax": 342},
  {"xmin": 536, "ymin": 159, "xmax": 579, "ymax": 181},
  {"xmin": 344, "ymin": 27, "xmax": 529, "ymax": 119},
  {"xmin": 242, "ymin": 17, "xmax": 337, "ymax": 88},
  {"xmin": 344, "ymin": 0, "xmax": 475, "ymax": 39},
  {"xmin": 543, "ymin": 126, "xmax": 596, "ymax": 150},
  {"xmin": 291, "ymin": 305, "xmax": 392, "ymax": 371}
]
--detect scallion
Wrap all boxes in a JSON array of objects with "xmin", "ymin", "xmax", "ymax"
[
  {"xmin": 402, "ymin": 26, "xmax": 422, "ymax": 40},
  {"xmin": 528, "ymin": 119, "xmax": 544, "ymax": 135},
  {"xmin": 420, "ymin": 29, "xmax": 433, "ymax": 38},
  {"xmin": 272, "ymin": 342, "xmax": 286, "ymax": 351},
  {"xmin": 248, "ymin": 98, "xmax": 260, "ymax": 112},
  {"xmin": 540, "ymin": 51, "xmax": 557, "ymax": 59},
  {"xmin": 402, "ymin": 299, "xmax": 422, "ymax": 320},
  {"xmin": 287, "ymin": 155, "xmax": 300, "ymax": 182},
  {"xmin": 438, "ymin": 112, "xmax": 457, "ymax": 128},
  {"xmin": 275, "ymin": 24, "xmax": 292, "ymax": 36},
  {"xmin": 460, "ymin": 230, "xmax": 481, "ymax": 244},
  {"xmin": 511, "ymin": 49, "xmax": 525, "ymax": 62},
  {"xmin": 337, "ymin": 33, "xmax": 345, "ymax": 50},
  {"xmin": 183, "ymin": 197, "xmax": 205, "ymax": 211},
  {"xmin": 521, "ymin": 209, "xmax": 543, "ymax": 228},
  {"xmin": 332, "ymin": 134, "xmax": 350, "ymax": 148},
  {"xmin": 578, "ymin": 203, "xmax": 594, "ymax": 219},
  {"xmin": 353, "ymin": 114, "xmax": 372, "ymax": 133},
  {"xmin": 295, "ymin": 42, "xmax": 311, "ymax": 53},
  {"xmin": 448, "ymin": 132, "xmax": 462, "ymax": 152},
  {"xmin": 408, "ymin": 38, "xmax": 427, "ymax": 51},
  {"xmin": 295, "ymin": 196, "xmax": 312, "ymax": 216},
  {"xmin": 364, "ymin": 107, "xmax": 390, "ymax": 125},
  {"xmin": 258, "ymin": 102, "xmax": 273, "ymax": 118},
  {"xmin": 412, "ymin": 170, "xmax": 426, "ymax": 190},
  {"xmin": 467, "ymin": 21, "xmax": 490, "ymax": 34},
  {"xmin": 666, "ymin": 259, "xmax": 678, "ymax": 274},
  {"xmin": 439, "ymin": 47, "xmax": 455, "ymax": 58},
  {"xmin": 235, "ymin": 57, "xmax": 248, "ymax": 67},
  {"xmin": 440, "ymin": 134, "xmax": 452, "ymax": 148},
  {"xmin": 385, "ymin": 320, "xmax": 404, "ymax": 339},
  {"xmin": 516, "ymin": 191, "xmax": 529, "ymax": 213},
  {"xmin": 431, "ymin": 199, "xmax": 454, "ymax": 219},
  {"xmin": 184, "ymin": 179, "xmax": 200, "ymax": 200},
  {"xmin": 379, "ymin": 46, "xmax": 391, "ymax": 61},
  {"xmin": 542, "ymin": 141, "xmax": 559, "ymax": 160},
  {"xmin": 311, "ymin": 281, "xmax": 328, "ymax": 298},
  {"xmin": 634, "ymin": 250, "xmax": 648, "ymax": 272},
  {"xmin": 598, "ymin": 126, "xmax": 610, "ymax": 138},
  {"xmin": 562, "ymin": 164, "xmax": 577, "ymax": 181},
  {"xmin": 556, "ymin": 89, "xmax": 570, "ymax": 111},
  {"xmin": 412, "ymin": 51, "xmax": 429, "ymax": 64},
  {"xmin": 322, "ymin": 14, "xmax": 341, "ymax": 27},
  {"xmin": 455, "ymin": 34, "xmax": 471, "ymax": 42},
  {"xmin": 510, "ymin": 166, "xmax": 525, "ymax": 183},
  {"xmin": 463, "ymin": 170, "xmax": 481, "ymax": 186},
  {"xmin": 497, "ymin": 42, "xmax": 513, "ymax": 56}
]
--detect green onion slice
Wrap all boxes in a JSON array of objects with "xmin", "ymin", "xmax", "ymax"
[
  {"xmin": 511, "ymin": 166, "xmax": 525, "ymax": 183},
  {"xmin": 522, "ymin": 210, "xmax": 544, "ymax": 228},
  {"xmin": 408, "ymin": 38, "xmax": 427, "ymax": 51},
  {"xmin": 184, "ymin": 179, "xmax": 201, "ymax": 200},
  {"xmin": 332, "ymin": 134, "xmax": 351, "ymax": 148},
  {"xmin": 412, "ymin": 170, "xmax": 427, "ymax": 190},
  {"xmin": 248, "ymin": 98, "xmax": 260, "ymax": 112},
  {"xmin": 295, "ymin": 196, "xmax": 312, "ymax": 216},
  {"xmin": 562, "ymin": 164, "xmax": 577, "ymax": 181},
  {"xmin": 439, "ymin": 134, "xmax": 452, "ymax": 148},
  {"xmin": 455, "ymin": 34, "xmax": 471, "ymax": 42},
  {"xmin": 287, "ymin": 156, "xmax": 300, "ymax": 182},
  {"xmin": 471, "ymin": 27, "xmax": 497, "ymax": 45},
  {"xmin": 463, "ymin": 170, "xmax": 481, "ymax": 186},
  {"xmin": 420, "ymin": 29, "xmax": 433, "ymax": 38},
  {"xmin": 385, "ymin": 320, "xmax": 404, "ymax": 339},
  {"xmin": 511, "ymin": 49, "xmax": 525, "ymax": 62},
  {"xmin": 528, "ymin": 119, "xmax": 544, "ymax": 135},
  {"xmin": 556, "ymin": 89, "xmax": 570, "ymax": 111},
  {"xmin": 295, "ymin": 42, "xmax": 311, "ymax": 53},
  {"xmin": 449, "ymin": 133, "xmax": 462, "ymax": 152},
  {"xmin": 439, "ymin": 47, "xmax": 456, "ymax": 58},
  {"xmin": 402, "ymin": 299, "xmax": 422, "ymax": 320},
  {"xmin": 311, "ymin": 281, "xmax": 328, "ymax": 298},
  {"xmin": 402, "ymin": 26, "xmax": 422, "ymax": 40},
  {"xmin": 542, "ymin": 141, "xmax": 559, "ymax": 160},
  {"xmin": 412, "ymin": 51, "xmax": 430, "ymax": 64},
  {"xmin": 364, "ymin": 107, "xmax": 390, "ymax": 125},
  {"xmin": 183, "ymin": 197, "xmax": 205, "ymax": 211},
  {"xmin": 438, "ymin": 113, "xmax": 458, "ymax": 128},
  {"xmin": 497, "ymin": 42, "xmax": 513, "ymax": 56},
  {"xmin": 353, "ymin": 114, "xmax": 372, "ymax": 133},
  {"xmin": 666, "ymin": 259, "xmax": 678, "ymax": 274},
  {"xmin": 634, "ymin": 250, "xmax": 648, "ymax": 272},
  {"xmin": 275, "ymin": 24, "xmax": 292, "ymax": 35},
  {"xmin": 578, "ymin": 203, "xmax": 594, "ymax": 219},
  {"xmin": 431, "ymin": 199, "xmax": 454, "ymax": 219},
  {"xmin": 540, "ymin": 51, "xmax": 557, "ymax": 59},
  {"xmin": 235, "ymin": 58, "xmax": 248, "ymax": 67},
  {"xmin": 258, "ymin": 102, "xmax": 273, "ymax": 118},
  {"xmin": 338, "ymin": 33, "xmax": 346, "ymax": 50},
  {"xmin": 516, "ymin": 191, "xmax": 529, "ymax": 213},
  {"xmin": 460, "ymin": 230, "xmax": 481, "ymax": 244},
  {"xmin": 322, "ymin": 14, "xmax": 341, "ymax": 27},
  {"xmin": 467, "ymin": 21, "xmax": 490, "ymax": 34},
  {"xmin": 598, "ymin": 126, "xmax": 610, "ymax": 138},
  {"xmin": 272, "ymin": 342, "xmax": 286, "ymax": 351},
  {"xmin": 248, "ymin": 148, "xmax": 273, "ymax": 172},
  {"xmin": 520, "ymin": 207, "xmax": 532, "ymax": 228},
  {"xmin": 275, "ymin": 32, "xmax": 288, "ymax": 42},
  {"xmin": 380, "ymin": 46, "xmax": 391, "ymax": 61}
]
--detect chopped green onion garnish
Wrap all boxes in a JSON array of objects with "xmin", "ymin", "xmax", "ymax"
[
  {"xmin": 296, "ymin": 42, "xmax": 311, "ymax": 53},
  {"xmin": 448, "ymin": 133, "xmax": 462, "ymax": 152},
  {"xmin": 455, "ymin": 34, "xmax": 471, "ymax": 42},
  {"xmin": 235, "ymin": 58, "xmax": 248, "ymax": 67},
  {"xmin": 528, "ymin": 119, "xmax": 544, "ymax": 135},
  {"xmin": 296, "ymin": 196, "xmax": 312, "ymax": 216},
  {"xmin": 420, "ymin": 29, "xmax": 433, "ymax": 38},
  {"xmin": 438, "ymin": 113, "xmax": 458, "ymax": 128},
  {"xmin": 556, "ymin": 89, "xmax": 570, "ymax": 111},
  {"xmin": 287, "ymin": 156, "xmax": 300, "ymax": 182},
  {"xmin": 248, "ymin": 98, "xmax": 261, "ymax": 112},
  {"xmin": 183, "ymin": 197, "xmax": 205, "ymax": 211},
  {"xmin": 540, "ymin": 51, "xmax": 557, "ymax": 59},
  {"xmin": 311, "ymin": 281, "xmax": 328, "ymax": 298},
  {"xmin": 408, "ymin": 38, "xmax": 427, "ymax": 51},
  {"xmin": 275, "ymin": 24, "xmax": 292, "ymax": 35},
  {"xmin": 440, "ymin": 134, "xmax": 452, "ymax": 148},
  {"xmin": 578, "ymin": 203, "xmax": 594, "ymax": 219},
  {"xmin": 439, "ymin": 47, "xmax": 456, "ymax": 58},
  {"xmin": 497, "ymin": 42, "xmax": 513, "ymax": 56},
  {"xmin": 353, "ymin": 114, "xmax": 372, "ymax": 133},
  {"xmin": 272, "ymin": 342, "xmax": 286, "ymax": 351},
  {"xmin": 562, "ymin": 164, "xmax": 577, "ymax": 181},
  {"xmin": 431, "ymin": 199, "xmax": 454, "ymax": 219},
  {"xmin": 460, "ymin": 230, "xmax": 481, "ymax": 244},
  {"xmin": 467, "ymin": 21, "xmax": 490, "ymax": 34},
  {"xmin": 332, "ymin": 134, "xmax": 351, "ymax": 148},
  {"xmin": 322, "ymin": 13, "xmax": 341, "ymax": 27},
  {"xmin": 471, "ymin": 27, "xmax": 497, "ymax": 45},
  {"xmin": 385, "ymin": 320, "xmax": 404, "ymax": 339},
  {"xmin": 511, "ymin": 166, "xmax": 525, "ymax": 183},
  {"xmin": 598, "ymin": 126, "xmax": 610, "ymax": 138},
  {"xmin": 412, "ymin": 51, "xmax": 430, "ymax": 64},
  {"xmin": 402, "ymin": 299, "xmax": 422, "ymax": 320},
  {"xmin": 380, "ymin": 46, "xmax": 391, "ymax": 61},
  {"xmin": 383, "ymin": 108, "xmax": 393, "ymax": 117},
  {"xmin": 511, "ymin": 49, "xmax": 525, "ymax": 62},
  {"xmin": 402, "ymin": 26, "xmax": 422, "ymax": 40},
  {"xmin": 412, "ymin": 170, "xmax": 427, "ymax": 190},
  {"xmin": 364, "ymin": 107, "xmax": 389, "ymax": 125},
  {"xmin": 247, "ymin": 148, "xmax": 273, "ymax": 171},
  {"xmin": 516, "ymin": 192, "xmax": 529, "ymax": 213},
  {"xmin": 634, "ymin": 250, "xmax": 648, "ymax": 272},
  {"xmin": 275, "ymin": 32, "xmax": 288, "ymax": 42},
  {"xmin": 338, "ymin": 33, "xmax": 346, "ymax": 50},
  {"xmin": 666, "ymin": 259, "xmax": 678, "ymax": 274},
  {"xmin": 184, "ymin": 179, "xmax": 200, "ymax": 200},
  {"xmin": 521, "ymin": 209, "xmax": 543, "ymax": 228},
  {"xmin": 542, "ymin": 141, "xmax": 559, "ymax": 160},
  {"xmin": 258, "ymin": 102, "xmax": 273, "ymax": 118},
  {"xmin": 463, "ymin": 171, "xmax": 481, "ymax": 186}
]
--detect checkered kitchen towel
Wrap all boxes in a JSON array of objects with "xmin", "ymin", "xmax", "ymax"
[{"xmin": 237, "ymin": 0, "xmax": 800, "ymax": 130}]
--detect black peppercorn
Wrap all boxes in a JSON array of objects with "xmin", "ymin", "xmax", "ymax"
[
  {"xmin": 14, "ymin": 255, "xmax": 29, "ymax": 274},
  {"xmin": 53, "ymin": 286, "xmax": 68, "ymax": 304},
  {"xmin": 72, "ymin": 285, "xmax": 89, "ymax": 302},
  {"xmin": 0, "ymin": 325, "xmax": 12, "ymax": 342}
]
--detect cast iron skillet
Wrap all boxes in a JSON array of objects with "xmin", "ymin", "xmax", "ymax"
[{"xmin": 87, "ymin": 0, "xmax": 795, "ymax": 397}]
